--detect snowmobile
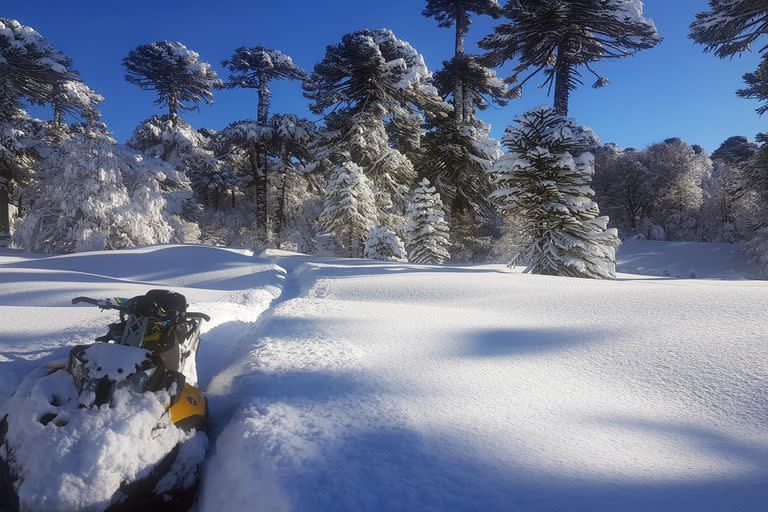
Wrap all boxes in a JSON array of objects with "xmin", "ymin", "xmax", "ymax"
[{"xmin": 0, "ymin": 290, "xmax": 211, "ymax": 512}]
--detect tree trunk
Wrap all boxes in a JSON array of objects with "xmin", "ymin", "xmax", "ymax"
[
  {"xmin": 169, "ymin": 96, "xmax": 179, "ymax": 124},
  {"xmin": 553, "ymin": 45, "xmax": 571, "ymax": 117},
  {"xmin": 0, "ymin": 185, "xmax": 11, "ymax": 247},
  {"xmin": 254, "ymin": 76, "xmax": 271, "ymax": 245},
  {"xmin": 251, "ymin": 150, "xmax": 268, "ymax": 246},
  {"xmin": 53, "ymin": 104, "xmax": 63, "ymax": 129},
  {"xmin": 275, "ymin": 145, "xmax": 289, "ymax": 244},
  {"xmin": 453, "ymin": 13, "xmax": 468, "ymax": 125}
]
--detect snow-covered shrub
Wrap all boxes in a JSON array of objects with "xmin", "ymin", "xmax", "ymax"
[
  {"xmin": 643, "ymin": 138, "xmax": 711, "ymax": 241},
  {"xmin": 365, "ymin": 224, "xmax": 407, "ymax": 262},
  {"xmin": 489, "ymin": 106, "xmax": 620, "ymax": 279},
  {"xmin": 319, "ymin": 161, "xmax": 377, "ymax": 257},
  {"xmin": 405, "ymin": 178, "xmax": 451, "ymax": 264},
  {"xmin": 127, "ymin": 115, "xmax": 211, "ymax": 242},
  {"xmin": 13, "ymin": 135, "xmax": 171, "ymax": 253}
]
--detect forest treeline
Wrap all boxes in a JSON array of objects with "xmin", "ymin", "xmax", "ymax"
[{"xmin": 1, "ymin": 1, "xmax": 767, "ymax": 278}]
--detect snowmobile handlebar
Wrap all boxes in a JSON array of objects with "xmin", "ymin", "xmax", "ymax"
[{"xmin": 71, "ymin": 297, "xmax": 210, "ymax": 322}]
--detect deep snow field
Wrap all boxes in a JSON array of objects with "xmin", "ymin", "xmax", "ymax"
[{"xmin": 0, "ymin": 240, "xmax": 767, "ymax": 511}]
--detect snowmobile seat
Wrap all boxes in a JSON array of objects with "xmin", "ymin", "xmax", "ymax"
[{"xmin": 120, "ymin": 290, "xmax": 192, "ymax": 372}]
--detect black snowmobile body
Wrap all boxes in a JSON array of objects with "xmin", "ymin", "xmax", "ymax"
[{"xmin": 0, "ymin": 290, "xmax": 211, "ymax": 512}]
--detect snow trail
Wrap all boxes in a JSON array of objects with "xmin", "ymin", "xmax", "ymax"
[{"xmin": 199, "ymin": 253, "xmax": 768, "ymax": 512}]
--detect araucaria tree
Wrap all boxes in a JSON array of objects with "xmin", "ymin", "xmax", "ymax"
[
  {"xmin": 490, "ymin": 106, "xmax": 619, "ymax": 278},
  {"xmin": 0, "ymin": 18, "xmax": 75, "ymax": 245},
  {"xmin": 690, "ymin": 1, "xmax": 768, "ymax": 115},
  {"xmin": 319, "ymin": 161, "xmax": 377, "ymax": 257},
  {"xmin": 421, "ymin": 1, "xmax": 508, "ymax": 261},
  {"xmin": 422, "ymin": 0, "xmax": 502, "ymax": 123},
  {"xmin": 221, "ymin": 47, "xmax": 307, "ymax": 243},
  {"xmin": 480, "ymin": 0, "xmax": 661, "ymax": 115},
  {"xmin": 123, "ymin": 41, "xmax": 219, "ymax": 122},
  {"xmin": 124, "ymin": 42, "xmax": 219, "ymax": 243},
  {"xmin": 305, "ymin": 29, "xmax": 445, "ymax": 229},
  {"xmin": 406, "ymin": 178, "xmax": 451, "ymax": 264}
]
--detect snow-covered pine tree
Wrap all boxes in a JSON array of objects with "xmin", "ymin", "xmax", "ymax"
[
  {"xmin": 420, "ymin": 3, "xmax": 509, "ymax": 261},
  {"xmin": 0, "ymin": 18, "xmax": 75, "ymax": 245},
  {"xmin": 364, "ymin": 224, "xmax": 407, "ymax": 262},
  {"xmin": 480, "ymin": 0, "xmax": 661, "ymax": 115},
  {"xmin": 123, "ymin": 41, "xmax": 220, "ymax": 122},
  {"xmin": 221, "ymin": 47, "xmax": 307, "ymax": 243},
  {"xmin": 489, "ymin": 106, "xmax": 619, "ymax": 278},
  {"xmin": 13, "ymin": 134, "xmax": 171, "ymax": 253},
  {"xmin": 405, "ymin": 178, "xmax": 451, "ymax": 264},
  {"xmin": 305, "ymin": 29, "xmax": 446, "ymax": 227},
  {"xmin": 126, "ymin": 115, "xmax": 207, "ymax": 242},
  {"xmin": 319, "ymin": 161, "xmax": 377, "ymax": 258},
  {"xmin": 47, "ymin": 80, "xmax": 104, "ymax": 133},
  {"xmin": 420, "ymin": 6, "xmax": 507, "ymax": 260},
  {"xmin": 123, "ymin": 42, "xmax": 219, "ymax": 243},
  {"xmin": 268, "ymin": 114, "xmax": 317, "ymax": 244}
]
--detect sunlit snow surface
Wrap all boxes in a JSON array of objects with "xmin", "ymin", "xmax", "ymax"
[{"xmin": 0, "ymin": 242, "xmax": 766, "ymax": 511}]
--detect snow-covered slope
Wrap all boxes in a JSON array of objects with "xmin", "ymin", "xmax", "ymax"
[
  {"xmin": 617, "ymin": 239, "xmax": 762, "ymax": 279},
  {"xmin": 1, "ymin": 243, "xmax": 766, "ymax": 511}
]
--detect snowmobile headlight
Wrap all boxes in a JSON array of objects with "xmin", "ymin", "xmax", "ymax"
[{"xmin": 67, "ymin": 346, "xmax": 90, "ymax": 392}]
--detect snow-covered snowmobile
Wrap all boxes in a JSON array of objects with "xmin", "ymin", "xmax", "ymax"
[{"xmin": 0, "ymin": 290, "xmax": 211, "ymax": 512}]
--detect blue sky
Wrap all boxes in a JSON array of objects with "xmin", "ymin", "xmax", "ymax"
[{"xmin": 5, "ymin": 0, "xmax": 764, "ymax": 151}]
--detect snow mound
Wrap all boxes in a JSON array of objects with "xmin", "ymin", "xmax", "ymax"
[{"xmin": 0, "ymin": 367, "xmax": 197, "ymax": 511}]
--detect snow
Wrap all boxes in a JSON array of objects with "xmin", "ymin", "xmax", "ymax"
[{"xmin": 1, "ymin": 242, "xmax": 767, "ymax": 511}]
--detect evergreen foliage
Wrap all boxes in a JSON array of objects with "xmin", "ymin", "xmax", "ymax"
[
  {"xmin": 123, "ymin": 41, "xmax": 220, "ymax": 120},
  {"xmin": 691, "ymin": 1, "xmax": 768, "ymax": 114},
  {"xmin": 13, "ymin": 135, "xmax": 171, "ymax": 253},
  {"xmin": 480, "ymin": 0, "xmax": 661, "ymax": 115},
  {"xmin": 490, "ymin": 106, "xmax": 619, "ymax": 278},
  {"xmin": 319, "ymin": 161, "xmax": 377, "ymax": 257},
  {"xmin": 0, "ymin": 18, "xmax": 76, "ymax": 244},
  {"xmin": 305, "ymin": 28, "xmax": 445, "ymax": 228},
  {"xmin": 221, "ymin": 46, "xmax": 307, "ymax": 244},
  {"xmin": 364, "ymin": 224, "xmax": 407, "ymax": 261},
  {"xmin": 405, "ymin": 178, "xmax": 451, "ymax": 264}
]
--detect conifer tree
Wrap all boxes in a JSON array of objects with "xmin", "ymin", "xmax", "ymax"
[
  {"xmin": 0, "ymin": 19, "xmax": 76, "ymax": 245},
  {"xmin": 418, "ymin": 64, "xmax": 504, "ymax": 259},
  {"xmin": 423, "ymin": 1, "xmax": 502, "ymax": 123},
  {"xmin": 123, "ymin": 41, "xmax": 220, "ymax": 122},
  {"xmin": 364, "ymin": 224, "xmax": 407, "ymax": 262},
  {"xmin": 480, "ymin": 0, "xmax": 661, "ymax": 115},
  {"xmin": 421, "ymin": 3, "xmax": 508, "ymax": 261},
  {"xmin": 319, "ymin": 161, "xmax": 377, "ymax": 257},
  {"xmin": 222, "ymin": 47, "xmax": 307, "ymax": 243},
  {"xmin": 305, "ymin": 29, "xmax": 445, "ymax": 224},
  {"xmin": 406, "ymin": 178, "xmax": 451, "ymax": 264},
  {"xmin": 490, "ymin": 106, "xmax": 619, "ymax": 278}
]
